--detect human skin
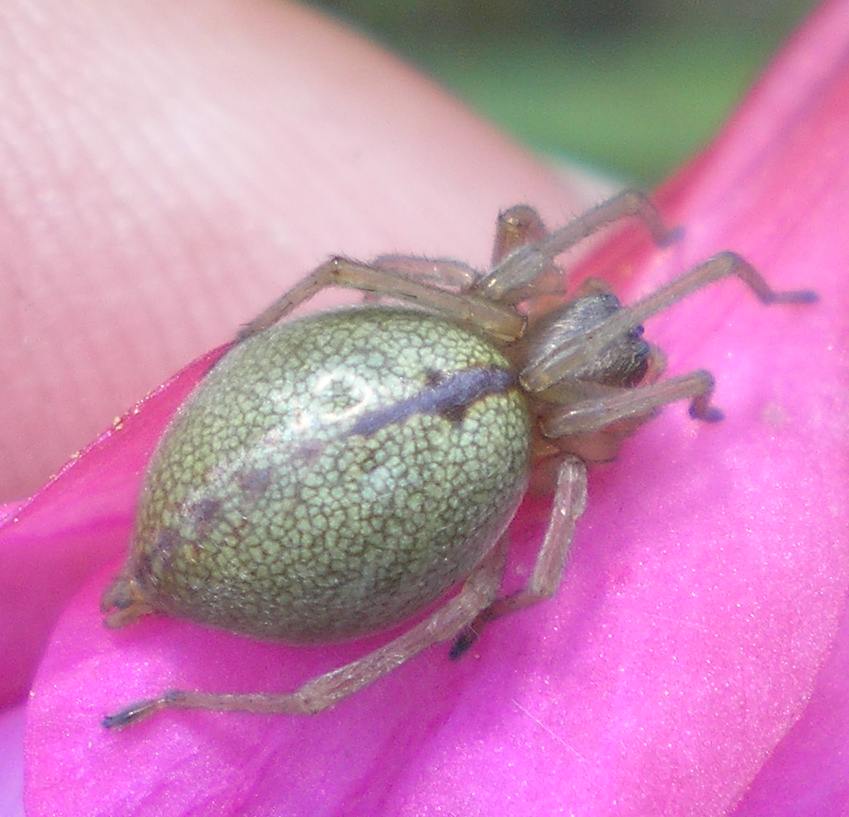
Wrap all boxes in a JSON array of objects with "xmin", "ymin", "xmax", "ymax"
[{"xmin": 0, "ymin": 0, "xmax": 593, "ymax": 503}]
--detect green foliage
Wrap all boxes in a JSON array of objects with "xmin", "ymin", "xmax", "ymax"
[
  {"xmin": 308, "ymin": 1, "xmax": 813, "ymax": 181},
  {"xmin": 406, "ymin": 28, "xmax": 791, "ymax": 182}
]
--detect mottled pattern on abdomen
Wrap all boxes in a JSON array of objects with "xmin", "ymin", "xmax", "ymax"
[{"xmin": 132, "ymin": 307, "xmax": 531, "ymax": 642}]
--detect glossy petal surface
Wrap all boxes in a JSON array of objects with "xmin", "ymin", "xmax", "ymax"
[{"xmin": 0, "ymin": 350, "xmax": 223, "ymax": 704}]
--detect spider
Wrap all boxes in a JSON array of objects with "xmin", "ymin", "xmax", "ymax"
[{"xmin": 101, "ymin": 190, "xmax": 815, "ymax": 727}]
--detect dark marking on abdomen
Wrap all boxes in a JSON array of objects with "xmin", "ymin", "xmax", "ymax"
[
  {"xmin": 239, "ymin": 467, "xmax": 273, "ymax": 496},
  {"xmin": 351, "ymin": 366, "xmax": 516, "ymax": 437}
]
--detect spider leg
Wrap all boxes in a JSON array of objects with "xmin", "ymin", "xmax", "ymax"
[
  {"xmin": 370, "ymin": 255, "xmax": 481, "ymax": 290},
  {"xmin": 540, "ymin": 370, "xmax": 721, "ymax": 440},
  {"xmin": 472, "ymin": 190, "xmax": 678, "ymax": 305},
  {"xmin": 104, "ymin": 533, "xmax": 510, "ymax": 728},
  {"xmin": 452, "ymin": 457, "xmax": 587, "ymax": 657},
  {"xmin": 521, "ymin": 252, "xmax": 818, "ymax": 392},
  {"xmin": 361, "ymin": 204, "xmax": 551, "ymax": 305},
  {"xmin": 362, "ymin": 205, "xmax": 550, "ymax": 306},
  {"xmin": 238, "ymin": 256, "xmax": 524, "ymax": 342},
  {"xmin": 358, "ymin": 256, "xmax": 482, "ymax": 305},
  {"xmin": 491, "ymin": 204, "xmax": 549, "ymax": 265}
]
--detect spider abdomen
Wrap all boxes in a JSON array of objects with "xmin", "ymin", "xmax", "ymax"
[{"xmin": 123, "ymin": 307, "xmax": 531, "ymax": 642}]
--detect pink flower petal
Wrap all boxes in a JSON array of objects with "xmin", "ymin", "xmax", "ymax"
[
  {"xmin": 22, "ymin": 2, "xmax": 849, "ymax": 816},
  {"xmin": 0, "ymin": 503, "xmax": 21, "ymax": 527},
  {"xmin": 0, "ymin": 705, "xmax": 25, "ymax": 817},
  {"xmin": 731, "ymin": 595, "xmax": 849, "ymax": 816},
  {"xmin": 0, "ymin": 348, "xmax": 225, "ymax": 705}
]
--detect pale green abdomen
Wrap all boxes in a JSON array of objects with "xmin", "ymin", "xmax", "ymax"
[{"xmin": 132, "ymin": 307, "xmax": 531, "ymax": 642}]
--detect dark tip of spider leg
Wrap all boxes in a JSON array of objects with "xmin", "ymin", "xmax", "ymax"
[
  {"xmin": 449, "ymin": 626, "xmax": 479, "ymax": 660},
  {"xmin": 660, "ymin": 225, "xmax": 685, "ymax": 247},
  {"xmin": 690, "ymin": 404, "xmax": 724, "ymax": 423},
  {"xmin": 102, "ymin": 698, "xmax": 158, "ymax": 729},
  {"xmin": 777, "ymin": 289, "xmax": 819, "ymax": 304},
  {"xmin": 102, "ymin": 689, "xmax": 184, "ymax": 729}
]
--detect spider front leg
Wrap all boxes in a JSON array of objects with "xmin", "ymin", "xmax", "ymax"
[
  {"xmin": 358, "ymin": 255, "xmax": 483, "ymax": 306},
  {"xmin": 521, "ymin": 252, "xmax": 817, "ymax": 392},
  {"xmin": 472, "ymin": 190, "xmax": 679, "ymax": 305},
  {"xmin": 540, "ymin": 370, "xmax": 722, "ymax": 439},
  {"xmin": 370, "ymin": 255, "xmax": 481, "ymax": 291},
  {"xmin": 104, "ymin": 533, "xmax": 510, "ymax": 728},
  {"xmin": 452, "ymin": 457, "xmax": 587, "ymax": 657},
  {"xmin": 238, "ymin": 256, "xmax": 524, "ymax": 342}
]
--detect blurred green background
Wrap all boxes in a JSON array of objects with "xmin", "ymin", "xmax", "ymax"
[{"xmin": 307, "ymin": 0, "xmax": 815, "ymax": 183}]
